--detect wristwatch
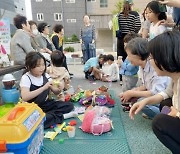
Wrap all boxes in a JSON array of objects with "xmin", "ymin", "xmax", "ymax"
[{"xmin": 176, "ymin": 111, "xmax": 180, "ymax": 119}]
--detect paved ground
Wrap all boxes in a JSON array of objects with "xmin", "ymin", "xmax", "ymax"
[{"xmin": 68, "ymin": 63, "xmax": 171, "ymax": 154}]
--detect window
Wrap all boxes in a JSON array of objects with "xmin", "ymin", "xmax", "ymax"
[
  {"xmin": 67, "ymin": 19, "xmax": 76, "ymax": 23},
  {"xmin": 37, "ymin": 13, "xmax": 44, "ymax": 21},
  {"xmin": 54, "ymin": 13, "xmax": 62, "ymax": 21},
  {"xmin": 87, "ymin": 0, "xmax": 96, "ymax": 2},
  {"xmin": 66, "ymin": 0, "xmax": 75, "ymax": 3},
  {"xmin": 36, "ymin": 0, "xmax": 42, "ymax": 2},
  {"xmin": 100, "ymin": 0, "xmax": 108, "ymax": 7}
]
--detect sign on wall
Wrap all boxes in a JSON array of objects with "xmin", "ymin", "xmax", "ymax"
[{"xmin": 0, "ymin": 18, "xmax": 11, "ymax": 66}]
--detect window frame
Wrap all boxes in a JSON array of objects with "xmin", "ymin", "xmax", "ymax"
[
  {"xmin": 54, "ymin": 13, "xmax": 62, "ymax": 21},
  {"xmin": 67, "ymin": 19, "xmax": 77, "ymax": 23},
  {"xmin": 66, "ymin": 0, "xmax": 75, "ymax": 3},
  {"xmin": 100, "ymin": 0, "xmax": 108, "ymax": 8},
  {"xmin": 37, "ymin": 13, "xmax": 44, "ymax": 21}
]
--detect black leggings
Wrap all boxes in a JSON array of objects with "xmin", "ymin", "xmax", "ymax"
[
  {"xmin": 152, "ymin": 114, "xmax": 180, "ymax": 153},
  {"xmin": 117, "ymin": 35, "xmax": 127, "ymax": 61},
  {"xmin": 153, "ymin": 98, "xmax": 180, "ymax": 153},
  {"xmin": 40, "ymin": 100, "xmax": 74, "ymax": 129}
]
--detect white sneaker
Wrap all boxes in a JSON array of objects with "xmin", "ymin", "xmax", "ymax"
[{"xmin": 119, "ymin": 81, "xmax": 123, "ymax": 86}]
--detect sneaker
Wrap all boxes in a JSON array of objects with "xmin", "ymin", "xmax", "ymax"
[
  {"xmin": 88, "ymin": 75, "xmax": 96, "ymax": 81},
  {"xmin": 122, "ymin": 106, "xmax": 131, "ymax": 112},
  {"xmin": 142, "ymin": 113, "xmax": 151, "ymax": 119},
  {"xmin": 121, "ymin": 103, "xmax": 131, "ymax": 107},
  {"xmin": 69, "ymin": 73, "xmax": 74, "ymax": 79},
  {"xmin": 119, "ymin": 81, "xmax": 123, "ymax": 86},
  {"xmin": 85, "ymin": 73, "xmax": 89, "ymax": 79}
]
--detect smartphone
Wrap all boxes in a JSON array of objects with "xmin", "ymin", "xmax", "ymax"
[{"xmin": 161, "ymin": 106, "xmax": 171, "ymax": 115}]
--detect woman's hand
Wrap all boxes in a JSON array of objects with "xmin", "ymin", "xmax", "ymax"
[
  {"xmin": 168, "ymin": 106, "xmax": 178, "ymax": 117},
  {"xmin": 129, "ymin": 100, "xmax": 147, "ymax": 120},
  {"xmin": 92, "ymin": 39, "xmax": 95, "ymax": 44},
  {"xmin": 120, "ymin": 90, "xmax": 133, "ymax": 103}
]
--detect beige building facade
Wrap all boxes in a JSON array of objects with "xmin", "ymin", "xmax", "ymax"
[{"xmin": 88, "ymin": 0, "xmax": 151, "ymax": 52}]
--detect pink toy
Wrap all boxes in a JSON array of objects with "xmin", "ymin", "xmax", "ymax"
[{"xmin": 80, "ymin": 108, "xmax": 112, "ymax": 135}]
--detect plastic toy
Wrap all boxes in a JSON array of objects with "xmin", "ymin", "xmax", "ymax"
[
  {"xmin": 84, "ymin": 90, "xmax": 92, "ymax": 97},
  {"xmin": 2, "ymin": 74, "xmax": 15, "ymax": 89},
  {"xmin": 98, "ymin": 85, "xmax": 108, "ymax": 92},
  {"xmin": 79, "ymin": 96, "xmax": 93, "ymax": 106},
  {"xmin": 59, "ymin": 139, "xmax": 64, "ymax": 144},
  {"xmin": 44, "ymin": 131, "xmax": 58, "ymax": 141},
  {"xmin": 80, "ymin": 107, "xmax": 112, "ymax": 135},
  {"xmin": 67, "ymin": 126, "xmax": 76, "ymax": 138},
  {"xmin": 69, "ymin": 120, "xmax": 77, "ymax": 126},
  {"xmin": 95, "ymin": 95, "xmax": 107, "ymax": 106},
  {"xmin": 71, "ymin": 91, "xmax": 84, "ymax": 102},
  {"xmin": 1, "ymin": 74, "xmax": 20, "ymax": 104},
  {"xmin": 65, "ymin": 93, "xmax": 71, "ymax": 102},
  {"xmin": 0, "ymin": 103, "xmax": 45, "ymax": 153}
]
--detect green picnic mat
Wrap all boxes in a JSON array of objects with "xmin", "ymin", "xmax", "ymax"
[{"xmin": 40, "ymin": 90, "xmax": 131, "ymax": 154}]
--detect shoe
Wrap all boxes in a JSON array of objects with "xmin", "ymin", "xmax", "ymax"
[
  {"xmin": 88, "ymin": 75, "xmax": 96, "ymax": 81},
  {"xmin": 119, "ymin": 81, "xmax": 123, "ymax": 86},
  {"xmin": 121, "ymin": 103, "xmax": 130, "ymax": 107},
  {"xmin": 85, "ymin": 74, "xmax": 89, "ymax": 79},
  {"xmin": 69, "ymin": 73, "xmax": 74, "ymax": 79},
  {"xmin": 142, "ymin": 113, "xmax": 151, "ymax": 119},
  {"xmin": 122, "ymin": 106, "xmax": 131, "ymax": 112}
]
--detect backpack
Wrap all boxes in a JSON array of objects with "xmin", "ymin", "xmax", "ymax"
[{"xmin": 80, "ymin": 106, "xmax": 112, "ymax": 135}]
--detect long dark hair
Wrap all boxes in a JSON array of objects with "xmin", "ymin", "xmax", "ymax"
[
  {"xmin": 122, "ymin": 2, "xmax": 132, "ymax": 17},
  {"xmin": 24, "ymin": 52, "xmax": 46, "ymax": 74}
]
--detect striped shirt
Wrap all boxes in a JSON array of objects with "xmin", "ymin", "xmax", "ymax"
[{"xmin": 118, "ymin": 11, "xmax": 141, "ymax": 34}]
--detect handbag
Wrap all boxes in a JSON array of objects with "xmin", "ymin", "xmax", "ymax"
[
  {"xmin": 89, "ymin": 43, "xmax": 95, "ymax": 50},
  {"xmin": 81, "ymin": 43, "xmax": 86, "ymax": 51},
  {"xmin": 115, "ymin": 14, "xmax": 122, "ymax": 39},
  {"xmin": 116, "ymin": 29, "xmax": 122, "ymax": 39}
]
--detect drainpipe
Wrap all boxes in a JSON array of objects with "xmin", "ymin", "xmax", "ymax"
[
  {"xmin": 85, "ymin": 0, "xmax": 87, "ymax": 14},
  {"xmin": 61, "ymin": 0, "xmax": 64, "ymax": 27}
]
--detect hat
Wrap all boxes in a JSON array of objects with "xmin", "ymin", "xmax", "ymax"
[
  {"xmin": 2, "ymin": 74, "xmax": 15, "ymax": 82},
  {"xmin": 124, "ymin": 0, "xmax": 133, "ymax": 4},
  {"xmin": 37, "ymin": 22, "xmax": 50, "ymax": 33}
]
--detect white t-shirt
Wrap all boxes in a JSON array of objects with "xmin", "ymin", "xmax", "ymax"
[
  {"xmin": 106, "ymin": 62, "xmax": 119, "ymax": 81},
  {"xmin": 20, "ymin": 72, "xmax": 51, "ymax": 88},
  {"xmin": 149, "ymin": 23, "xmax": 167, "ymax": 40}
]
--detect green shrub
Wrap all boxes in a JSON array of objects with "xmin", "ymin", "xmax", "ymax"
[
  {"xmin": 71, "ymin": 34, "xmax": 79, "ymax": 42},
  {"xmin": 64, "ymin": 46, "xmax": 75, "ymax": 52},
  {"xmin": 64, "ymin": 34, "xmax": 79, "ymax": 43}
]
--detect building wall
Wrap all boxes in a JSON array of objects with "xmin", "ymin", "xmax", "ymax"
[
  {"xmin": 31, "ymin": 0, "xmax": 152, "ymax": 51},
  {"xmin": 87, "ymin": 0, "xmax": 152, "ymax": 52},
  {"xmin": 62, "ymin": 0, "xmax": 86, "ymax": 37},
  {"xmin": 87, "ymin": 0, "xmax": 120, "ymax": 15},
  {"xmin": 0, "ymin": 0, "xmax": 26, "ymax": 34},
  {"xmin": 31, "ymin": 0, "xmax": 86, "ymax": 37}
]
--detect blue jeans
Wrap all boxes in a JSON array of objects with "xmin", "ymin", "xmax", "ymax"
[{"xmin": 142, "ymin": 104, "xmax": 160, "ymax": 119}]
